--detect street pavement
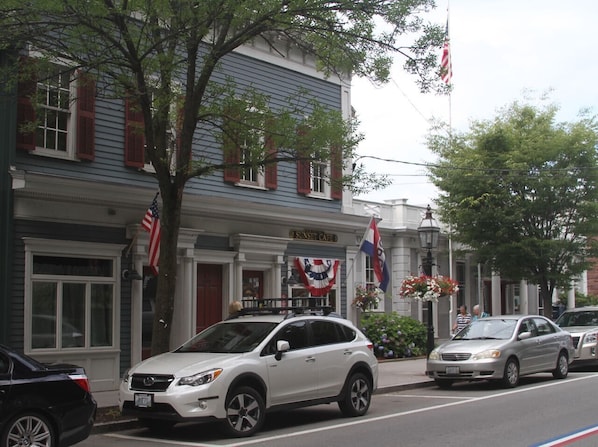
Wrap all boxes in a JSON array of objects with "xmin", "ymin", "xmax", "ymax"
[{"xmin": 92, "ymin": 356, "xmax": 431, "ymax": 409}]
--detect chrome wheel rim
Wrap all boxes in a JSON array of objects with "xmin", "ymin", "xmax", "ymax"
[
  {"xmin": 6, "ymin": 415, "xmax": 52, "ymax": 447},
  {"xmin": 506, "ymin": 361, "xmax": 518, "ymax": 385},
  {"xmin": 226, "ymin": 393, "xmax": 261, "ymax": 433},
  {"xmin": 559, "ymin": 355, "xmax": 568, "ymax": 375},
  {"xmin": 349, "ymin": 377, "xmax": 371, "ymax": 411}
]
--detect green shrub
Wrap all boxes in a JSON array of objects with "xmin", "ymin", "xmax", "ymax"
[{"xmin": 360, "ymin": 312, "xmax": 427, "ymax": 359}]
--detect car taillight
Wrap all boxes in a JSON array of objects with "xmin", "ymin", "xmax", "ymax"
[
  {"xmin": 367, "ymin": 342, "xmax": 374, "ymax": 352},
  {"xmin": 69, "ymin": 374, "xmax": 91, "ymax": 393}
]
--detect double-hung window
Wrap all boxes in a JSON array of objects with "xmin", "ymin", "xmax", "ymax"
[
  {"xmin": 17, "ymin": 57, "xmax": 95, "ymax": 160},
  {"xmin": 297, "ymin": 146, "xmax": 342, "ymax": 199},
  {"xmin": 223, "ymin": 105, "xmax": 277, "ymax": 189}
]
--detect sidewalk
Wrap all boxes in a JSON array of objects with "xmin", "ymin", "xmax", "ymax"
[{"xmin": 92, "ymin": 356, "xmax": 433, "ymax": 409}]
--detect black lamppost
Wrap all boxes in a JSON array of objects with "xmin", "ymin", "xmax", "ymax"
[{"xmin": 418, "ymin": 205, "xmax": 440, "ymax": 356}]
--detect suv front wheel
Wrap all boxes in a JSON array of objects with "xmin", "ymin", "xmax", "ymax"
[
  {"xmin": 338, "ymin": 372, "xmax": 372, "ymax": 417},
  {"xmin": 222, "ymin": 386, "xmax": 265, "ymax": 438}
]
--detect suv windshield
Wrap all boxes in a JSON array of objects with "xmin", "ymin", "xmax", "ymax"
[
  {"xmin": 453, "ymin": 319, "xmax": 517, "ymax": 340},
  {"xmin": 176, "ymin": 321, "xmax": 278, "ymax": 353},
  {"xmin": 556, "ymin": 311, "xmax": 598, "ymax": 327}
]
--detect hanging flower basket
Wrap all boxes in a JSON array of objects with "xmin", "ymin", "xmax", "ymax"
[
  {"xmin": 399, "ymin": 274, "xmax": 459, "ymax": 302},
  {"xmin": 352, "ymin": 285, "xmax": 383, "ymax": 310}
]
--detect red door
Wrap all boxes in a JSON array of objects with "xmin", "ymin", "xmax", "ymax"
[{"xmin": 196, "ymin": 264, "xmax": 223, "ymax": 333}]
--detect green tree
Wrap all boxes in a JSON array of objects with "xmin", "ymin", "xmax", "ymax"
[
  {"xmin": 1, "ymin": 0, "xmax": 445, "ymax": 354},
  {"xmin": 428, "ymin": 101, "xmax": 598, "ymax": 317}
]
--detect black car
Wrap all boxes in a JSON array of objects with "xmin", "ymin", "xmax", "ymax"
[{"xmin": 0, "ymin": 344, "xmax": 96, "ymax": 447}]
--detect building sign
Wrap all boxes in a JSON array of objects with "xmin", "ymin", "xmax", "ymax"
[{"xmin": 289, "ymin": 229, "xmax": 338, "ymax": 243}]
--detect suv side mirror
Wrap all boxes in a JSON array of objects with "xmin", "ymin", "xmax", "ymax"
[{"xmin": 275, "ymin": 340, "xmax": 290, "ymax": 361}]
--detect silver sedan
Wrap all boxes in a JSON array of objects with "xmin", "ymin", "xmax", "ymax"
[{"xmin": 426, "ymin": 315, "xmax": 575, "ymax": 388}]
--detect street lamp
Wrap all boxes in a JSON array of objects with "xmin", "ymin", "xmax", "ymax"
[{"xmin": 418, "ymin": 205, "xmax": 440, "ymax": 356}]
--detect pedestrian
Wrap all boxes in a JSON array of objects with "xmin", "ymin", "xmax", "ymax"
[
  {"xmin": 228, "ymin": 300, "xmax": 243, "ymax": 316},
  {"xmin": 471, "ymin": 304, "xmax": 489, "ymax": 321},
  {"xmin": 452, "ymin": 305, "xmax": 471, "ymax": 334}
]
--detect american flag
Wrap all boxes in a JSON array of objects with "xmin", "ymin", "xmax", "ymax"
[
  {"xmin": 440, "ymin": 20, "xmax": 452, "ymax": 85},
  {"xmin": 141, "ymin": 194, "xmax": 160, "ymax": 276}
]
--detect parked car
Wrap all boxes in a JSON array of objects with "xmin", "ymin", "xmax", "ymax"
[
  {"xmin": 554, "ymin": 307, "xmax": 598, "ymax": 366},
  {"xmin": 427, "ymin": 315, "xmax": 574, "ymax": 388},
  {"xmin": 0, "ymin": 344, "xmax": 96, "ymax": 447},
  {"xmin": 119, "ymin": 304, "xmax": 378, "ymax": 437}
]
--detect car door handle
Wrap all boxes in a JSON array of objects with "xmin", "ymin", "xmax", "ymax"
[
  {"xmin": 343, "ymin": 350, "xmax": 352, "ymax": 356},
  {"xmin": 305, "ymin": 356, "xmax": 316, "ymax": 363}
]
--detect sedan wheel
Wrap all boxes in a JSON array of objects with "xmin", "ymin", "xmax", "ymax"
[
  {"xmin": 338, "ymin": 372, "xmax": 372, "ymax": 417},
  {"xmin": 2, "ymin": 413, "xmax": 55, "ymax": 447},
  {"xmin": 501, "ymin": 358, "xmax": 519, "ymax": 388},
  {"xmin": 552, "ymin": 351, "xmax": 569, "ymax": 379},
  {"xmin": 222, "ymin": 386, "xmax": 265, "ymax": 438}
]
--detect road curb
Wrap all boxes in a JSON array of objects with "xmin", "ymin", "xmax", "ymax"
[{"xmin": 374, "ymin": 380, "xmax": 436, "ymax": 395}]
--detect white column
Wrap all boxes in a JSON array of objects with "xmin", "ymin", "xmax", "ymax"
[
  {"xmin": 130, "ymin": 254, "xmax": 144, "ymax": 366},
  {"xmin": 234, "ymin": 253, "xmax": 245, "ymax": 300},
  {"xmin": 171, "ymin": 249, "xmax": 194, "ymax": 349},
  {"xmin": 272, "ymin": 255, "xmax": 283, "ymax": 298},
  {"xmin": 568, "ymin": 282, "xmax": 576, "ymax": 309},
  {"xmin": 346, "ymin": 247, "xmax": 359, "ymax": 324}
]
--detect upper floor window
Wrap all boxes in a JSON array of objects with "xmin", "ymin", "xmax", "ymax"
[
  {"xmin": 311, "ymin": 161, "xmax": 329, "ymax": 196},
  {"xmin": 239, "ymin": 125, "xmax": 265, "ymax": 186},
  {"xmin": 17, "ymin": 57, "xmax": 95, "ymax": 161},
  {"xmin": 124, "ymin": 84, "xmax": 182, "ymax": 172},
  {"xmin": 297, "ymin": 146, "xmax": 342, "ymax": 200},
  {"xmin": 223, "ymin": 105, "xmax": 277, "ymax": 189}
]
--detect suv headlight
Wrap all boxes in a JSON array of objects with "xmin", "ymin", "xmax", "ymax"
[
  {"xmin": 178, "ymin": 368, "xmax": 223, "ymax": 387},
  {"xmin": 428, "ymin": 350, "xmax": 440, "ymax": 360},
  {"xmin": 583, "ymin": 332, "xmax": 598, "ymax": 344},
  {"xmin": 472, "ymin": 350, "xmax": 501, "ymax": 360}
]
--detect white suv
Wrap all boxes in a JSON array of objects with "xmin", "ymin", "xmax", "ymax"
[{"xmin": 119, "ymin": 306, "xmax": 378, "ymax": 437}]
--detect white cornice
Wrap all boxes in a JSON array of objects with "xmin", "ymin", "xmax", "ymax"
[{"xmin": 14, "ymin": 171, "xmax": 370, "ymax": 232}]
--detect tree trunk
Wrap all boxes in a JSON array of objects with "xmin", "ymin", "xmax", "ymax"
[
  {"xmin": 151, "ymin": 183, "xmax": 183, "ymax": 355},
  {"xmin": 539, "ymin": 280, "xmax": 553, "ymax": 318}
]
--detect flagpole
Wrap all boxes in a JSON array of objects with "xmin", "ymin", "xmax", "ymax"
[{"xmin": 445, "ymin": 1, "xmax": 456, "ymax": 334}]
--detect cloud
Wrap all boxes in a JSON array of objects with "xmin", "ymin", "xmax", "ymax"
[{"xmin": 353, "ymin": 0, "xmax": 598, "ymax": 205}]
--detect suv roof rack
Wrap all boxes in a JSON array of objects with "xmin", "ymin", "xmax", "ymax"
[{"xmin": 227, "ymin": 298, "xmax": 340, "ymax": 319}]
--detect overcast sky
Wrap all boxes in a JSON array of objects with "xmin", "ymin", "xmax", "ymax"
[{"xmin": 352, "ymin": 0, "xmax": 598, "ymax": 207}]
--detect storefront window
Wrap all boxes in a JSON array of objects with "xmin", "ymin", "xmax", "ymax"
[{"xmin": 28, "ymin": 249, "xmax": 116, "ymax": 351}]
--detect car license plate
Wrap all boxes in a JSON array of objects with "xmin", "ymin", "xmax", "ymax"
[
  {"xmin": 445, "ymin": 366, "xmax": 460, "ymax": 375},
  {"xmin": 134, "ymin": 393, "xmax": 153, "ymax": 408}
]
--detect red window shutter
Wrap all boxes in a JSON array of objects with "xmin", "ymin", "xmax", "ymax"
[
  {"xmin": 16, "ymin": 57, "xmax": 36, "ymax": 152},
  {"xmin": 125, "ymin": 97, "xmax": 145, "ymax": 167},
  {"xmin": 223, "ymin": 114, "xmax": 240, "ymax": 183},
  {"xmin": 330, "ymin": 146, "xmax": 343, "ymax": 200},
  {"xmin": 264, "ymin": 134, "xmax": 277, "ymax": 190},
  {"xmin": 297, "ymin": 160, "xmax": 311, "ymax": 195},
  {"xmin": 76, "ymin": 72, "xmax": 96, "ymax": 160}
]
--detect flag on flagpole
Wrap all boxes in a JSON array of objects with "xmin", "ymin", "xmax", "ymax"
[
  {"xmin": 359, "ymin": 218, "xmax": 390, "ymax": 292},
  {"xmin": 440, "ymin": 19, "xmax": 452, "ymax": 85},
  {"xmin": 141, "ymin": 194, "xmax": 161, "ymax": 276}
]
